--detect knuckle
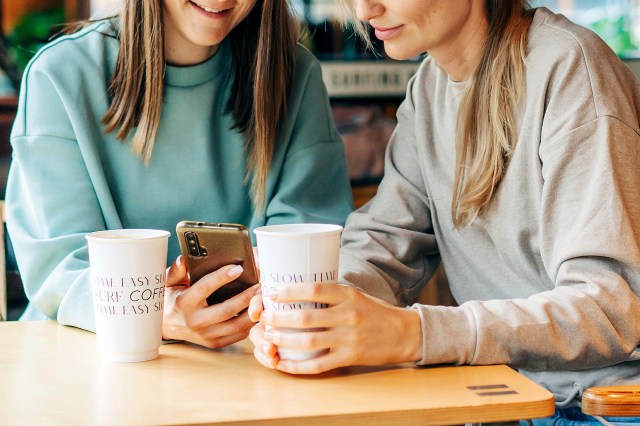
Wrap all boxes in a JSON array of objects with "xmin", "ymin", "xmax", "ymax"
[
  {"xmin": 249, "ymin": 324, "xmax": 261, "ymax": 342},
  {"xmin": 240, "ymin": 291, "xmax": 254, "ymax": 308},
  {"xmin": 193, "ymin": 282, "xmax": 213, "ymax": 300},
  {"xmin": 345, "ymin": 286, "xmax": 359, "ymax": 299},
  {"xmin": 238, "ymin": 329, "xmax": 251, "ymax": 341},
  {"xmin": 344, "ymin": 309, "xmax": 361, "ymax": 326},
  {"xmin": 240, "ymin": 290, "xmax": 251, "ymax": 304},
  {"xmin": 184, "ymin": 316, "xmax": 204, "ymax": 331},
  {"xmin": 278, "ymin": 287, "xmax": 292, "ymax": 300},
  {"xmin": 229, "ymin": 321, "xmax": 254, "ymax": 336},
  {"xmin": 217, "ymin": 304, "xmax": 236, "ymax": 319},
  {"xmin": 174, "ymin": 294, "xmax": 189, "ymax": 310},
  {"xmin": 308, "ymin": 284, "xmax": 322, "ymax": 298},
  {"xmin": 203, "ymin": 338, "xmax": 224, "ymax": 349},
  {"xmin": 249, "ymin": 323, "xmax": 264, "ymax": 343},
  {"xmin": 298, "ymin": 310, "xmax": 313, "ymax": 325},
  {"xmin": 303, "ymin": 333, "xmax": 319, "ymax": 348}
]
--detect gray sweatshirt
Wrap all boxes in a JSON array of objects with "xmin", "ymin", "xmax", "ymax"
[{"xmin": 339, "ymin": 8, "xmax": 640, "ymax": 405}]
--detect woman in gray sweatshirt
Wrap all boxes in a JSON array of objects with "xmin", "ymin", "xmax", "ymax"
[{"xmin": 249, "ymin": 0, "xmax": 640, "ymax": 420}]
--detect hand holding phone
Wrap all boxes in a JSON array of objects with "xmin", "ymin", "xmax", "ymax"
[{"xmin": 176, "ymin": 221, "xmax": 259, "ymax": 305}]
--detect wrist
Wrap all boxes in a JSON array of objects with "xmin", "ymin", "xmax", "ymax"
[
  {"xmin": 383, "ymin": 307, "xmax": 422, "ymax": 364},
  {"xmin": 396, "ymin": 306, "xmax": 423, "ymax": 363}
]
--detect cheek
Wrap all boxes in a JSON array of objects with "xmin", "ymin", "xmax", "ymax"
[{"xmin": 239, "ymin": 1, "xmax": 258, "ymax": 20}]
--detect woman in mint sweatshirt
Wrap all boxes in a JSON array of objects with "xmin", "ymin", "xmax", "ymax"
[
  {"xmin": 5, "ymin": 0, "xmax": 353, "ymax": 348},
  {"xmin": 249, "ymin": 0, "xmax": 640, "ymax": 421}
]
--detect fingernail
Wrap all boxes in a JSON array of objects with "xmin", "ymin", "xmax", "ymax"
[
  {"xmin": 264, "ymin": 329, "xmax": 273, "ymax": 341},
  {"xmin": 268, "ymin": 291, "xmax": 278, "ymax": 301},
  {"xmin": 176, "ymin": 255, "xmax": 182, "ymax": 268},
  {"xmin": 228, "ymin": 265, "xmax": 244, "ymax": 277}
]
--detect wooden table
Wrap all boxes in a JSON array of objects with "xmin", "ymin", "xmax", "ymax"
[{"xmin": 0, "ymin": 321, "xmax": 555, "ymax": 425}]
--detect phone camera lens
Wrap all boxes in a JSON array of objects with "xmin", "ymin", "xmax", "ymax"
[{"xmin": 185, "ymin": 232, "xmax": 202, "ymax": 257}]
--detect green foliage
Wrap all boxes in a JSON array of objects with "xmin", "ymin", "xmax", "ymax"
[
  {"xmin": 7, "ymin": 6, "xmax": 66, "ymax": 72},
  {"xmin": 591, "ymin": 15, "xmax": 639, "ymax": 57}
]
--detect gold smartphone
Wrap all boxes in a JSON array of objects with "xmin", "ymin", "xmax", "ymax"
[{"xmin": 176, "ymin": 221, "xmax": 259, "ymax": 305}]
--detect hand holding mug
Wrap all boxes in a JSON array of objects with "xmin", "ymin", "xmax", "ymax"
[{"xmin": 250, "ymin": 282, "xmax": 423, "ymax": 374}]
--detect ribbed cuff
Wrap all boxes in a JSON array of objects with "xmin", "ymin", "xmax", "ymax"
[{"xmin": 410, "ymin": 303, "xmax": 478, "ymax": 365}]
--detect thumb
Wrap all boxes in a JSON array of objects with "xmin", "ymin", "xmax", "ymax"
[
  {"xmin": 248, "ymin": 293, "xmax": 265, "ymax": 322},
  {"xmin": 166, "ymin": 255, "xmax": 189, "ymax": 287}
]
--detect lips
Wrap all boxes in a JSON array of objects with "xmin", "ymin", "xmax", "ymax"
[
  {"xmin": 190, "ymin": 1, "xmax": 228, "ymax": 14},
  {"xmin": 371, "ymin": 24, "xmax": 403, "ymax": 41}
]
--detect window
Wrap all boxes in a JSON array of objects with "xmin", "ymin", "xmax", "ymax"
[
  {"xmin": 530, "ymin": 0, "xmax": 640, "ymax": 58},
  {"xmin": 89, "ymin": 0, "xmax": 120, "ymax": 19}
]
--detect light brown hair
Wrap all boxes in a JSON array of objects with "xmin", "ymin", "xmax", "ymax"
[
  {"xmin": 102, "ymin": 0, "xmax": 299, "ymax": 210},
  {"xmin": 453, "ymin": 1, "xmax": 533, "ymax": 227}
]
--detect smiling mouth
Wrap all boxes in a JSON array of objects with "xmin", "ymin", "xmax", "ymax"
[{"xmin": 190, "ymin": 1, "xmax": 227, "ymax": 14}]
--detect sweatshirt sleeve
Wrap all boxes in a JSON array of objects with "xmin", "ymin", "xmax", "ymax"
[
  {"xmin": 410, "ymin": 116, "xmax": 640, "ymax": 372},
  {"xmin": 338, "ymin": 77, "xmax": 441, "ymax": 306},
  {"xmin": 5, "ymin": 53, "xmax": 108, "ymax": 332},
  {"xmin": 263, "ymin": 50, "xmax": 354, "ymax": 228}
]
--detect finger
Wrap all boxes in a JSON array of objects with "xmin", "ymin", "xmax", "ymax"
[
  {"xmin": 253, "ymin": 346, "xmax": 279, "ymax": 369},
  {"xmin": 181, "ymin": 264, "xmax": 244, "ymax": 307},
  {"xmin": 276, "ymin": 349, "xmax": 349, "ymax": 375},
  {"xmin": 166, "ymin": 255, "xmax": 189, "ymax": 288},
  {"xmin": 202, "ymin": 281, "xmax": 258, "ymax": 323},
  {"xmin": 191, "ymin": 304, "xmax": 255, "ymax": 335},
  {"xmin": 249, "ymin": 322, "xmax": 279, "ymax": 355},
  {"xmin": 249, "ymin": 320, "xmax": 265, "ymax": 346},
  {"xmin": 248, "ymin": 293, "xmax": 264, "ymax": 322},
  {"xmin": 249, "ymin": 322, "xmax": 279, "ymax": 370},
  {"xmin": 194, "ymin": 312, "xmax": 255, "ymax": 348},
  {"xmin": 267, "ymin": 328, "xmax": 335, "ymax": 351},
  {"xmin": 164, "ymin": 315, "xmax": 253, "ymax": 348},
  {"xmin": 261, "ymin": 306, "xmax": 343, "ymax": 329},
  {"xmin": 269, "ymin": 283, "xmax": 349, "ymax": 305},
  {"xmin": 199, "ymin": 328, "xmax": 252, "ymax": 349}
]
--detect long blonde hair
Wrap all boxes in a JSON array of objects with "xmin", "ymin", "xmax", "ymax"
[
  {"xmin": 102, "ymin": 0, "xmax": 299, "ymax": 210},
  {"xmin": 338, "ymin": 1, "xmax": 534, "ymax": 228},
  {"xmin": 453, "ymin": 1, "xmax": 533, "ymax": 227}
]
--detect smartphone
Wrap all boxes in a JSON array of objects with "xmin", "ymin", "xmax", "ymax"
[{"xmin": 176, "ymin": 221, "xmax": 259, "ymax": 305}]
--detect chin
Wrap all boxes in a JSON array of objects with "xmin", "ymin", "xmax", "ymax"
[
  {"xmin": 193, "ymin": 37, "xmax": 225, "ymax": 47},
  {"xmin": 384, "ymin": 50, "xmax": 413, "ymax": 61},
  {"xmin": 383, "ymin": 44, "xmax": 419, "ymax": 61},
  {"xmin": 189, "ymin": 30, "xmax": 229, "ymax": 47}
]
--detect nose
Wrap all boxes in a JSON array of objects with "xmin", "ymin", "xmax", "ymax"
[{"xmin": 355, "ymin": 0, "xmax": 383, "ymax": 21}]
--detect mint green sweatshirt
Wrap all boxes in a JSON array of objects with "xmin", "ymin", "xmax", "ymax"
[{"xmin": 6, "ymin": 21, "xmax": 353, "ymax": 330}]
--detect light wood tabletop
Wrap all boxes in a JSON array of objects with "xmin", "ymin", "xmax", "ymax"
[{"xmin": 0, "ymin": 321, "xmax": 555, "ymax": 425}]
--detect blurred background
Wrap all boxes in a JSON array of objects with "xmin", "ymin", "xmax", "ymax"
[
  {"xmin": 0, "ymin": 0, "xmax": 638, "ymax": 319},
  {"xmin": 0, "ymin": 0, "xmax": 637, "ymax": 98}
]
